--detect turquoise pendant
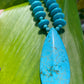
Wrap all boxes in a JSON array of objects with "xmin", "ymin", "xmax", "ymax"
[{"xmin": 40, "ymin": 28, "xmax": 70, "ymax": 84}]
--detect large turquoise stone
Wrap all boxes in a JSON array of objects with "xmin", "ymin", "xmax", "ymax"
[{"xmin": 40, "ymin": 28, "xmax": 70, "ymax": 84}]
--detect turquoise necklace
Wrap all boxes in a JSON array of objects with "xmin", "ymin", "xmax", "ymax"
[{"xmin": 28, "ymin": 0, "xmax": 70, "ymax": 84}]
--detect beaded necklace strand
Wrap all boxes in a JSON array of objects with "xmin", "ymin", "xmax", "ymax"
[{"xmin": 28, "ymin": 0, "xmax": 70, "ymax": 84}]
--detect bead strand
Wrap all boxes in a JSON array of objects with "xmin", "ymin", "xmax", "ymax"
[
  {"xmin": 29, "ymin": 0, "xmax": 50, "ymax": 31},
  {"xmin": 44, "ymin": 0, "xmax": 66, "ymax": 31}
]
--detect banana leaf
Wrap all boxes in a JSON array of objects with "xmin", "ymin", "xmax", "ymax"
[{"xmin": 0, "ymin": 0, "xmax": 84, "ymax": 84}]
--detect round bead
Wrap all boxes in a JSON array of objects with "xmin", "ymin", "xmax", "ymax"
[
  {"xmin": 46, "ymin": 27, "xmax": 50, "ymax": 31},
  {"xmin": 56, "ymin": 27, "xmax": 60, "ymax": 31},
  {"xmin": 58, "ymin": 25, "xmax": 62, "ymax": 28},
  {"xmin": 50, "ymin": 8, "xmax": 62, "ymax": 16},
  {"xmin": 53, "ymin": 19, "xmax": 66, "ymax": 27},
  {"xmin": 53, "ymin": 13, "xmax": 65, "ymax": 21},
  {"xmin": 39, "ymin": 17, "xmax": 43, "ymax": 20},
  {"xmin": 49, "ymin": 3, "xmax": 59, "ymax": 12},
  {"xmin": 46, "ymin": 0, "xmax": 56, "ymax": 8},
  {"xmin": 33, "ymin": 6, "xmax": 44, "ymax": 14},
  {"xmin": 38, "ymin": 19, "xmax": 49, "ymax": 29},
  {"xmin": 31, "ymin": 1, "xmax": 42, "ymax": 9},
  {"xmin": 35, "ymin": 11, "xmax": 46, "ymax": 20}
]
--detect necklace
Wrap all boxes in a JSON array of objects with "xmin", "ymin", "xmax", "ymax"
[{"xmin": 29, "ymin": 0, "xmax": 70, "ymax": 84}]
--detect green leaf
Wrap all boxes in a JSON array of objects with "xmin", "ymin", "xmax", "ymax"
[
  {"xmin": 0, "ymin": 0, "xmax": 84, "ymax": 84},
  {"xmin": 0, "ymin": 0, "xmax": 27, "ymax": 9}
]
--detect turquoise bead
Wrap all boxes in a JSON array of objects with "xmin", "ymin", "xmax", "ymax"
[
  {"xmin": 35, "ymin": 11, "xmax": 46, "ymax": 20},
  {"xmin": 50, "ymin": 8, "xmax": 62, "ymax": 16},
  {"xmin": 33, "ymin": 6, "xmax": 44, "ymax": 14},
  {"xmin": 53, "ymin": 13, "xmax": 65, "ymax": 21},
  {"xmin": 31, "ymin": 1, "xmax": 42, "ymax": 9},
  {"xmin": 38, "ymin": 19, "xmax": 49, "ymax": 29},
  {"xmin": 44, "ymin": 0, "xmax": 66, "ymax": 30},
  {"xmin": 53, "ymin": 19, "xmax": 66, "ymax": 27},
  {"xmin": 48, "ymin": 3, "xmax": 59, "ymax": 12}
]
